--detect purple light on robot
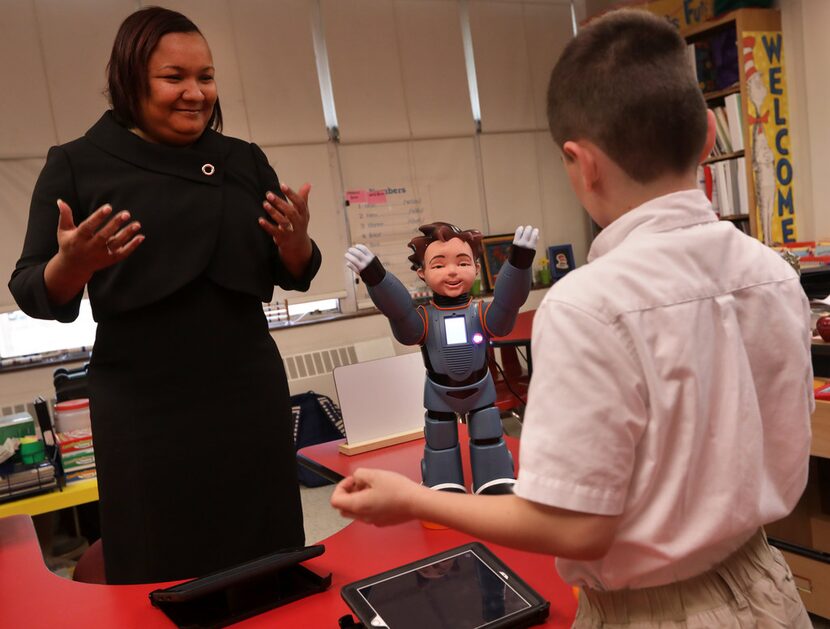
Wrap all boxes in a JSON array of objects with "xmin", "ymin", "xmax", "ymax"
[{"xmin": 472, "ymin": 332, "xmax": 484, "ymax": 344}]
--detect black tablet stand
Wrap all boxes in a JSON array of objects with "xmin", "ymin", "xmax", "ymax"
[{"xmin": 149, "ymin": 549, "xmax": 331, "ymax": 628}]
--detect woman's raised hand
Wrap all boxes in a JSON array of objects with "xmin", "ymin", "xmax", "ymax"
[
  {"xmin": 259, "ymin": 183, "xmax": 313, "ymax": 278},
  {"xmin": 259, "ymin": 183, "xmax": 311, "ymax": 251},
  {"xmin": 43, "ymin": 199, "xmax": 144, "ymax": 306},
  {"xmin": 56, "ymin": 199, "xmax": 144, "ymax": 274}
]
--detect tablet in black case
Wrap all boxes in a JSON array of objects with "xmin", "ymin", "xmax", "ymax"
[
  {"xmin": 149, "ymin": 544, "xmax": 331, "ymax": 628},
  {"xmin": 341, "ymin": 542, "xmax": 550, "ymax": 629}
]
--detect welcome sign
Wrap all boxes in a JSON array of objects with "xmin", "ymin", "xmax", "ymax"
[{"xmin": 743, "ymin": 30, "xmax": 797, "ymax": 244}]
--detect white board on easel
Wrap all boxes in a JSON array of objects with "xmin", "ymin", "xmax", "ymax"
[{"xmin": 333, "ymin": 351, "xmax": 426, "ymax": 455}]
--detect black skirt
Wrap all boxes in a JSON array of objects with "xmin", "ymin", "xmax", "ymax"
[{"xmin": 88, "ymin": 277, "xmax": 304, "ymax": 584}]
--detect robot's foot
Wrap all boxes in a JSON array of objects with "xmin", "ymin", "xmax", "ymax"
[
  {"xmin": 474, "ymin": 478, "xmax": 516, "ymax": 495},
  {"xmin": 420, "ymin": 481, "xmax": 467, "ymax": 529},
  {"xmin": 429, "ymin": 482, "xmax": 467, "ymax": 493}
]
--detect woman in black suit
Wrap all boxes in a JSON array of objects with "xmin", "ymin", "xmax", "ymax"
[{"xmin": 9, "ymin": 7, "xmax": 320, "ymax": 584}]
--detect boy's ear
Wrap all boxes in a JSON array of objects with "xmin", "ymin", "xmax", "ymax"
[
  {"xmin": 700, "ymin": 109, "xmax": 717, "ymax": 163},
  {"xmin": 417, "ymin": 268, "xmax": 425, "ymax": 281},
  {"xmin": 563, "ymin": 140, "xmax": 599, "ymax": 191}
]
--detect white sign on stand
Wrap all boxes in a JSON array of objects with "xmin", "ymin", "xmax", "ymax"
[{"xmin": 333, "ymin": 351, "xmax": 426, "ymax": 455}]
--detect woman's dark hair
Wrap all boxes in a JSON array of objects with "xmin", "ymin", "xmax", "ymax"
[
  {"xmin": 408, "ymin": 222, "xmax": 482, "ymax": 271},
  {"xmin": 106, "ymin": 6, "xmax": 223, "ymax": 132}
]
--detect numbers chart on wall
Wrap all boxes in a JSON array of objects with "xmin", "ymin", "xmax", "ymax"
[{"xmin": 346, "ymin": 186, "xmax": 433, "ymax": 302}]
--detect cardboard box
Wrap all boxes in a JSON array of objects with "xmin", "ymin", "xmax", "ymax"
[
  {"xmin": 781, "ymin": 550, "xmax": 830, "ymax": 619},
  {"xmin": 811, "ymin": 514, "xmax": 830, "ymax": 554}
]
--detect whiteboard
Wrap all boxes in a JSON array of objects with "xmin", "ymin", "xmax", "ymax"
[{"xmin": 333, "ymin": 351, "xmax": 425, "ymax": 445}]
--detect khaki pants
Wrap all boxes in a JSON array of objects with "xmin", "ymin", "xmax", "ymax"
[{"xmin": 573, "ymin": 529, "xmax": 811, "ymax": 628}]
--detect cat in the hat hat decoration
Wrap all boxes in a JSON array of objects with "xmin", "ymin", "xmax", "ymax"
[{"xmin": 743, "ymin": 35, "xmax": 776, "ymax": 245}]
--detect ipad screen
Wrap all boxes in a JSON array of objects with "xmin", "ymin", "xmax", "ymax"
[{"xmin": 356, "ymin": 548, "xmax": 532, "ymax": 629}]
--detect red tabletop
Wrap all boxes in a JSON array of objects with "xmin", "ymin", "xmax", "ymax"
[
  {"xmin": 0, "ymin": 351, "xmax": 579, "ymax": 628},
  {"xmin": 0, "ymin": 513, "xmax": 576, "ymax": 628},
  {"xmin": 489, "ymin": 309, "xmax": 535, "ymax": 376},
  {"xmin": 296, "ymin": 422, "xmax": 577, "ymax": 627},
  {"xmin": 490, "ymin": 309, "xmax": 535, "ymax": 346}
]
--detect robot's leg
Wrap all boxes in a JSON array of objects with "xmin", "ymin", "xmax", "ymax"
[
  {"xmin": 468, "ymin": 405, "xmax": 515, "ymax": 495},
  {"xmin": 422, "ymin": 411, "xmax": 465, "ymax": 492}
]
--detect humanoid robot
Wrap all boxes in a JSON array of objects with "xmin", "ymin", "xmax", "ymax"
[{"xmin": 345, "ymin": 222, "xmax": 538, "ymax": 495}]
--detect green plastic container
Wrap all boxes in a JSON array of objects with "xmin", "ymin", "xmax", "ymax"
[
  {"xmin": 19, "ymin": 436, "xmax": 45, "ymax": 464},
  {"xmin": 0, "ymin": 412, "xmax": 35, "ymax": 442}
]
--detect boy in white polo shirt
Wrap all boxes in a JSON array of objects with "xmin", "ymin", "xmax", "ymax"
[{"xmin": 331, "ymin": 9, "xmax": 813, "ymax": 627}]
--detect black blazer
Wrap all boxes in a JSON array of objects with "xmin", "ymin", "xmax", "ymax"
[{"xmin": 9, "ymin": 112, "xmax": 321, "ymax": 322}]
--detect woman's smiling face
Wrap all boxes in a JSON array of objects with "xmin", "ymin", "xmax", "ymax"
[{"xmin": 136, "ymin": 31, "xmax": 217, "ymax": 146}]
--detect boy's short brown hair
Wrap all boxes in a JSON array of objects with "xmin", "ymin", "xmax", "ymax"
[
  {"xmin": 547, "ymin": 9, "xmax": 707, "ymax": 183},
  {"xmin": 408, "ymin": 222, "xmax": 482, "ymax": 271}
]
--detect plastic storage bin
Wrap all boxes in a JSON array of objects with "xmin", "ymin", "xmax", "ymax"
[
  {"xmin": 0, "ymin": 412, "xmax": 35, "ymax": 442},
  {"xmin": 54, "ymin": 399, "xmax": 91, "ymax": 433}
]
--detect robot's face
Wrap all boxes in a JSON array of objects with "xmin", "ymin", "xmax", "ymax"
[{"xmin": 417, "ymin": 238, "xmax": 479, "ymax": 298}]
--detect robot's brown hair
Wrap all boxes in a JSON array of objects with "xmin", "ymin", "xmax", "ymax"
[{"xmin": 407, "ymin": 222, "xmax": 483, "ymax": 271}]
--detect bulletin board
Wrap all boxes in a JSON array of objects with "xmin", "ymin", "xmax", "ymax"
[{"xmin": 346, "ymin": 185, "xmax": 433, "ymax": 300}]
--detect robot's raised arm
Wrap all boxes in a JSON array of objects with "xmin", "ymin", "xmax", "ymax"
[
  {"xmin": 484, "ymin": 226, "xmax": 538, "ymax": 336},
  {"xmin": 368, "ymin": 272, "xmax": 426, "ymax": 345},
  {"xmin": 346, "ymin": 245, "xmax": 425, "ymax": 345}
]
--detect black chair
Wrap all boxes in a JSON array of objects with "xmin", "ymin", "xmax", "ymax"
[
  {"xmin": 73, "ymin": 538, "xmax": 106, "ymax": 584},
  {"xmin": 53, "ymin": 364, "xmax": 89, "ymax": 403}
]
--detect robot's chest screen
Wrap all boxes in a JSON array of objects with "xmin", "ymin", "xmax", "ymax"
[{"xmin": 444, "ymin": 316, "xmax": 468, "ymax": 345}]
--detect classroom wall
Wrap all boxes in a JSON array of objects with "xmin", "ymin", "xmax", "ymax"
[
  {"xmin": 779, "ymin": 0, "xmax": 830, "ymax": 242},
  {"xmin": 0, "ymin": 0, "xmax": 586, "ymax": 410},
  {"xmin": 0, "ymin": 0, "xmax": 590, "ymax": 314}
]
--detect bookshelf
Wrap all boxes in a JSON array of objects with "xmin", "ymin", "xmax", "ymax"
[
  {"xmin": 701, "ymin": 150, "xmax": 744, "ymax": 166},
  {"xmin": 683, "ymin": 9, "xmax": 795, "ymax": 244}
]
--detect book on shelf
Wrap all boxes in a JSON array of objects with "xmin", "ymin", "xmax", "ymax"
[
  {"xmin": 714, "ymin": 161, "xmax": 732, "ymax": 216},
  {"xmin": 698, "ymin": 164, "xmax": 718, "ymax": 211},
  {"xmin": 735, "ymin": 157, "xmax": 748, "ymax": 216},
  {"xmin": 800, "ymin": 256, "xmax": 830, "ymax": 270},
  {"xmin": 724, "ymin": 93, "xmax": 744, "ymax": 151},
  {"xmin": 698, "ymin": 159, "xmax": 748, "ymax": 218},
  {"xmin": 726, "ymin": 159, "xmax": 744, "ymax": 216},
  {"xmin": 713, "ymin": 107, "xmax": 732, "ymax": 154},
  {"xmin": 697, "ymin": 165, "xmax": 713, "ymax": 202},
  {"xmin": 0, "ymin": 460, "xmax": 57, "ymax": 500}
]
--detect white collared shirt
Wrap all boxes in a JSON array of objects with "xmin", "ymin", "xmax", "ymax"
[{"xmin": 515, "ymin": 189, "xmax": 813, "ymax": 590}]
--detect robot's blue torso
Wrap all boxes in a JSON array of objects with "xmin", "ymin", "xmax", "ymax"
[{"xmin": 421, "ymin": 301, "xmax": 487, "ymax": 382}]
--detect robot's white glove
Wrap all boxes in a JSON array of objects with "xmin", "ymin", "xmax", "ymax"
[
  {"xmin": 513, "ymin": 225, "xmax": 539, "ymax": 250},
  {"xmin": 345, "ymin": 244, "xmax": 376, "ymax": 274}
]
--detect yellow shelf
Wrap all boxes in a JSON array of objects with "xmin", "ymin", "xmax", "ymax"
[{"xmin": 0, "ymin": 478, "xmax": 98, "ymax": 519}]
